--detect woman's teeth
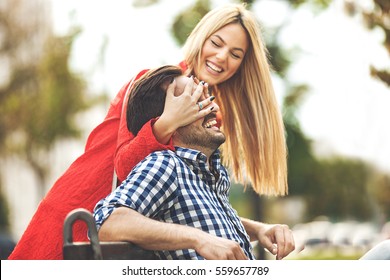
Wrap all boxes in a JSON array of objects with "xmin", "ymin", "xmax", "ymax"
[{"xmin": 206, "ymin": 62, "xmax": 222, "ymax": 73}]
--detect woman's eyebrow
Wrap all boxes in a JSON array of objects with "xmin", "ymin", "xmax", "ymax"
[{"xmin": 212, "ymin": 34, "xmax": 245, "ymax": 54}]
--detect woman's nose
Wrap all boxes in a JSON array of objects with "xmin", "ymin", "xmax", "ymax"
[{"xmin": 215, "ymin": 48, "xmax": 229, "ymax": 61}]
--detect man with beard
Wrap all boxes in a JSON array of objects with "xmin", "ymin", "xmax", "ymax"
[{"xmin": 93, "ymin": 65, "xmax": 295, "ymax": 260}]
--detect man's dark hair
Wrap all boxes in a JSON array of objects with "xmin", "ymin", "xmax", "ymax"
[{"xmin": 126, "ymin": 65, "xmax": 183, "ymax": 135}]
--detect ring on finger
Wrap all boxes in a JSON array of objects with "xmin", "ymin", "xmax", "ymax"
[{"xmin": 197, "ymin": 102, "xmax": 203, "ymax": 110}]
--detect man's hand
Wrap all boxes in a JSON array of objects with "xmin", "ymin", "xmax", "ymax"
[
  {"xmin": 194, "ymin": 232, "xmax": 248, "ymax": 260},
  {"xmin": 241, "ymin": 218, "xmax": 296, "ymax": 260},
  {"xmin": 153, "ymin": 77, "xmax": 214, "ymax": 145},
  {"xmin": 257, "ymin": 224, "xmax": 295, "ymax": 260}
]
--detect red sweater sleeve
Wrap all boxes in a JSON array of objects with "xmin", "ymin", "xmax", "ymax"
[
  {"xmin": 114, "ymin": 71, "xmax": 175, "ymax": 182},
  {"xmin": 115, "ymin": 118, "xmax": 174, "ymax": 181}
]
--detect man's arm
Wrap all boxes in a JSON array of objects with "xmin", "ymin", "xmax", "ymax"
[
  {"xmin": 98, "ymin": 207, "xmax": 248, "ymax": 260},
  {"xmin": 240, "ymin": 217, "xmax": 295, "ymax": 260}
]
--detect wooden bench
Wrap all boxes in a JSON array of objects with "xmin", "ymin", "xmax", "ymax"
[{"xmin": 63, "ymin": 208, "xmax": 157, "ymax": 260}]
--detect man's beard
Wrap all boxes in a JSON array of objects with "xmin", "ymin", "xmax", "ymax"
[{"xmin": 176, "ymin": 127, "xmax": 225, "ymax": 153}]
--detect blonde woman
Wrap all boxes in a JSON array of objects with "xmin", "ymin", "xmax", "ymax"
[
  {"xmin": 9, "ymin": 3, "xmax": 290, "ymax": 260},
  {"xmin": 116, "ymin": 3, "xmax": 288, "ymax": 196}
]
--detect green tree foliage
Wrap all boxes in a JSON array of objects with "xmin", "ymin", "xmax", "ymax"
[
  {"xmin": 171, "ymin": 0, "xmax": 211, "ymax": 46},
  {"xmin": 368, "ymin": 173, "xmax": 390, "ymax": 221},
  {"xmin": 287, "ymin": 0, "xmax": 332, "ymax": 10},
  {"xmin": 306, "ymin": 158, "xmax": 374, "ymax": 221},
  {"xmin": 0, "ymin": 0, "xmax": 102, "ymax": 201},
  {"xmin": 344, "ymin": 0, "xmax": 390, "ymax": 87},
  {"xmin": 0, "ymin": 187, "xmax": 10, "ymax": 230},
  {"xmin": 283, "ymin": 85, "xmax": 318, "ymax": 196}
]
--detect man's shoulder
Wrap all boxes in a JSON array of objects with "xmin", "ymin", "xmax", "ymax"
[
  {"xmin": 136, "ymin": 150, "xmax": 181, "ymax": 169},
  {"xmin": 147, "ymin": 149, "xmax": 177, "ymax": 159}
]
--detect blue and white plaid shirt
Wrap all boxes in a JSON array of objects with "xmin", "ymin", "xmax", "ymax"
[{"xmin": 93, "ymin": 147, "xmax": 255, "ymax": 260}]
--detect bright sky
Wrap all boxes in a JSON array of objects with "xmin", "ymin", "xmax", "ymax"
[{"xmin": 49, "ymin": 0, "xmax": 390, "ymax": 173}]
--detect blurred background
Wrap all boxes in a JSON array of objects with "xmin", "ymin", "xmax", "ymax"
[{"xmin": 0, "ymin": 0, "xmax": 389, "ymax": 260}]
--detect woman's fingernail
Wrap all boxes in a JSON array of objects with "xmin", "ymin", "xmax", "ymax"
[
  {"xmin": 210, "ymin": 106, "xmax": 214, "ymax": 111},
  {"xmin": 210, "ymin": 96, "xmax": 215, "ymax": 101}
]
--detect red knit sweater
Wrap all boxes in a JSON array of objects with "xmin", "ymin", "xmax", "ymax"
[{"xmin": 8, "ymin": 69, "xmax": 174, "ymax": 260}]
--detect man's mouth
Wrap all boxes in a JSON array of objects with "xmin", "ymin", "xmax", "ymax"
[
  {"xmin": 203, "ymin": 119, "xmax": 217, "ymax": 128},
  {"xmin": 206, "ymin": 61, "xmax": 223, "ymax": 73}
]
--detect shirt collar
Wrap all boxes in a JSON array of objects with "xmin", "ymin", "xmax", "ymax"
[{"xmin": 174, "ymin": 146, "xmax": 222, "ymax": 168}]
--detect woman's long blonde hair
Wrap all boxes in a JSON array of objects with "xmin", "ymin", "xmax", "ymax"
[{"xmin": 183, "ymin": 3, "xmax": 288, "ymax": 196}]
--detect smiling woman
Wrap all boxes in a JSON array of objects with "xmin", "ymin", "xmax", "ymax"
[
  {"xmin": 197, "ymin": 23, "xmax": 249, "ymax": 85},
  {"xmin": 179, "ymin": 4, "xmax": 288, "ymax": 197}
]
